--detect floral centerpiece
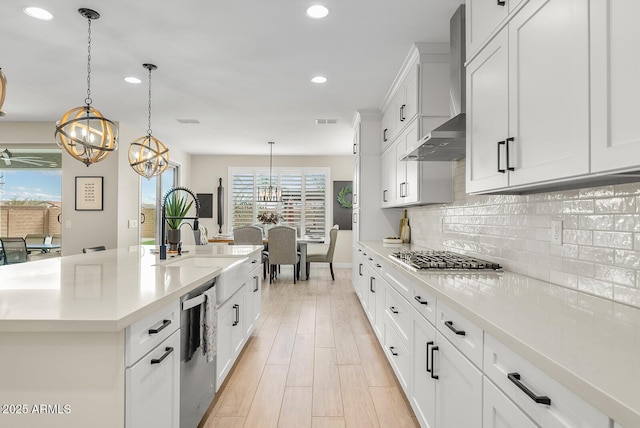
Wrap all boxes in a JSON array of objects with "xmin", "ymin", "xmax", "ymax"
[{"xmin": 257, "ymin": 211, "xmax": 280, "ymax": 224}]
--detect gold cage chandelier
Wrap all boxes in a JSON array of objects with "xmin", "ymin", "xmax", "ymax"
[
  {"xmin": 128, "ymin": 63, "xmax": 169, "ymax": 178},
  {"xmin": 55, "ymin": 8, "xmax": 118, "ymax": 167}
]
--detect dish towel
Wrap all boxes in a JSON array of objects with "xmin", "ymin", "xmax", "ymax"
[{"xmin": 200, "ymin": 287, "xmax": 217, "ymax": 362}]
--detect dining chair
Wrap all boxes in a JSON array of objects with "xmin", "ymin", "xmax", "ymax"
[
  {"xmin": 305, "ymin": 225, "xmax": 339, "ymax": 280},
  {"xmin": 0, "ymin": 237, "xmax": 28, "ymax": 265},
  {"xmin": 83, "ymin": 246, "xmax": 106, "ymax": 253},
  {"xmin": 51, "ymin": 234, "xmax": 62, "ymax": 254},
  {"xmin": 25, "ymin": 233, "xmax": 47, "ymax": 254},
  {"xmin": 264, "ymin": 225, "xmax": 299, "ymax": 284}
]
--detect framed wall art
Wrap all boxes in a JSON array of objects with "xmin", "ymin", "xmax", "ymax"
[{"xmin": 75, "ymin": 176, "xmax": 103, "ymax": 211}]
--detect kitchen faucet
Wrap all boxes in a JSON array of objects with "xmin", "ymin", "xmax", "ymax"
[{"xmin": 160, "ymin": 186, "xmax": 200, "ymax": 260}]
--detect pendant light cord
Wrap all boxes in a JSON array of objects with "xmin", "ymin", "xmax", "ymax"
[
  {"xmin": 147, "ymin": 66, "xmax": 153, "ymax": 136},
  {"xmin": 85, "ymin": 17, "xmax": 92, "ymax": 106}
]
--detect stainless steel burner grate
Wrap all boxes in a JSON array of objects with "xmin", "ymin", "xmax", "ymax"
[{"xmin": 389, "ymin": 250, "xmax": 502, "ymax": 271}]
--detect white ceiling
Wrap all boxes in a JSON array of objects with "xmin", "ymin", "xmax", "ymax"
[{"xmin": 0, "ymin": 0, "xmax": 463, "ymax": 156}]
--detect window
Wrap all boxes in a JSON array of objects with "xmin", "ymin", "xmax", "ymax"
[
  {"xmin": 229, "ymin": 167, "xmax": 329, "ymax": 238},
  {"xmin": 140, "ymin": 163, "xmax": 178, "ymax": 244}
]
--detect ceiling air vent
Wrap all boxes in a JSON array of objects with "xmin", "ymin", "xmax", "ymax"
[
  {"xmin": 315, "ymin": 119, "xmax": 338, "ymax": 125},
  {"xmin": 176, "ymin": 119, "xmax": 200, "ymax": 124}
]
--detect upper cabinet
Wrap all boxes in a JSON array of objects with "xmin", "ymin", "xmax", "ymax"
[
  {"xmin": 590, "ymin": 0, "xmax": 640, "ymax": 173},
  {"xmin": 467, "ymin": 0, "xmax": 640, "ymax": 194},
  {"xmin": 466, "ymin": 0, "xmax": 592, "ymax": 194},
  {"xmin": 380, "ymin": 44, "xmax": 450, "ymax": 153},
  {"xmin": 466, "ymin": 0, "xmax": 529, "ymax": 60}
]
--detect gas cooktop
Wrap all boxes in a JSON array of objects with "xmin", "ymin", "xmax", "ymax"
[{"xmin": 389, "ymin": 250, "xmax": 502, "ymax": 271}]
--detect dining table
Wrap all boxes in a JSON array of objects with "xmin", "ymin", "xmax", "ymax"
[{"xmin": 26, "ymin": 243, "xmax": 61, "ymax": 253}]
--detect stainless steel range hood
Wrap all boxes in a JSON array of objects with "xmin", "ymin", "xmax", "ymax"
[{"xmin": 403, "ymin": 4, "xmax": 466, "ymax": 162}]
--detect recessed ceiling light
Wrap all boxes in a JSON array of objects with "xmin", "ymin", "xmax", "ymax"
[
  {"xmin": 124, "ymin": 77, "xmax": 141, "ymax": 84},
  {"xmin": 23, "ymin": 7, "xmax": 53, "ymax": 21},
  {"xmin": 306, "ymin": 5, "xmax": 329, "ymax": 19},
  {"xmin": 311, "ymin": 76, "xmax": 327, "ymax": 84}
]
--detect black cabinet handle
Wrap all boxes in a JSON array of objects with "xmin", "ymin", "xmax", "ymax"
[
  {"xmin": 369, "ymin": 277, "xmax": 375, "ymax": 293},
  {"xmin": 426, "ymin": 341, "xmax": 432, "ymax": 372},
  {"xmin": 430, "ymin": 345, "xmax": 439, "ymax": 379},
  {"xmin": 253, "ymin": 276, "xmax": 259, "ymax": 292},
  {"xmin": 415, "ymin": 295, "xmax": 428, "ymax": 305},
  {"xmin": 383, "ymin": 189, "xmax": 388, "ymax": 202},
  {"xmin": 508, "ymin": 373, "xmax": 551, "ymax": 405},
  {"xmin": 353, "ymin": 142, "xmax": 357, "ymax": 155},
  {"xmin": 151, "ymin": 346, "xmax": 174, "ymax": 365},
  {"xmin": 148, "ymin": 319, "xmax": 171, "ymax": 335},
  {"xmin": 506, "ymin": 137, "xmax": 515, "ymax": 171},
  {"xmin": 359, "ymin": 263, "xmax": 363, "ymax": 276},
  {"xmin": 376, "ymin": 264, "xmax": 382, "ymax": 268},
  {"xmin": 400, "ymin": 104, "xmax": 406, "ymax": 122},
  {"xmin": 497, "ymin": 0, "xmax": 506, "ymax": 5},
  {"xmin": 383, "ymin": 128, "xmax": 388, "ymax": 142},
  {"xmin": 389, "ymin": 306, "xmax": 399, "ymax": 314},
  {"xmin": 497, "ymin": 140, "xmax": 506, "ymax": 173},
  {"xmin": 232, "ymin": 304, "xmax": 240, "ymax": 326},
  {"xmin": 445, "ymin": 320, "xmax": 466, "ymax": 336},
  {"xmin": 389, "ymin": 346, "xmax": 398, "ymax": 356}
]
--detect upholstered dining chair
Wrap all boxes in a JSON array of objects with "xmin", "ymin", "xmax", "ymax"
[
  {"xmin": 305, "ymin": 225, "xmax": 339, "ymax": 280},
  {"xmin": 233, "ymin": 225, "xmax": 264, "ymax": 245},
  {"xmin": 0, "ymin": 237, "xmax": 28, "ymax": 265},
  {"xmin": 264, "ymin": 225, "xmax": 299, "ymax": 284}
]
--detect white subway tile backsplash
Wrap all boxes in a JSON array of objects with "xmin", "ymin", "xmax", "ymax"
[{"xmin": 407, "ymin": 160, "xmax": 640, "ymax": 309}]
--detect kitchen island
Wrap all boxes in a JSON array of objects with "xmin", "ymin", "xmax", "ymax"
[
  {"xmin": 0, "ymin": 244, "xmax": 262, "ymax": 428},
  {"xmin": 357, "ymin": 241, "xmax": 640, "ymax": 428}
]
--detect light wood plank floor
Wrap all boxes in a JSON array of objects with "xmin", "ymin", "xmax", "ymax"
[{"xmin": 200, "ymin": 266, "xmax": 419, "ymax": 428}]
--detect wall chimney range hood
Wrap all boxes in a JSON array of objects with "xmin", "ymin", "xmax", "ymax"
[{"xmin": 404, "ymin": 4, "xmax": 466, "ymax": 162}]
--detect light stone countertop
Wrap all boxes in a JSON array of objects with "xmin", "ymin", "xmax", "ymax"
[
  {"xmin": 360, "ymin": 240, "xmax": 640, "ymax": 428},
  {"xmin": 0, "ymin": 244, "xmax": 262, "ymax": 333}
]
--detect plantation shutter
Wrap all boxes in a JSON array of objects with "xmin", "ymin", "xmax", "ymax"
[{"xmin": 231, "ymin": 172, "xmax": 255, "ymax": 226}]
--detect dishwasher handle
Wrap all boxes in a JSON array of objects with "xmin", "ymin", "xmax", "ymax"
[{"xmin": 182, "ymin": 293, "xmax": 207, "ymax": 311}]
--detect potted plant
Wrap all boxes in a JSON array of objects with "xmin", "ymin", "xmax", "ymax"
[{"xmin": 165, "ymin": 191, "xmax": 193, "ymax": 251}]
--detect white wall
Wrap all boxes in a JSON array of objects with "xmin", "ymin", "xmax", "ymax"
[{"xmin": 190, "ymin": 155, "xmax": 354, "ymax": 265}]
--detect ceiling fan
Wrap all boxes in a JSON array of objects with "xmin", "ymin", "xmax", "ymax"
[{"xmin": 0, "ymin": 148, "xmax": 58, "ymax": 167}]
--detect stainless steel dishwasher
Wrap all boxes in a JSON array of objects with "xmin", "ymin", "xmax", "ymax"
[{"xmin": 180, "ymin": 279, "xmax": 216, "ymax": 428}]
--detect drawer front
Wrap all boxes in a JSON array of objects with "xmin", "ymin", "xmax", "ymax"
[
  {"xmin": 383, "ymin": 320, "xmax": 411, "ymax": 392},
  {"xmin": 384, "ymin": 283, "xmax": 412, "ymax": 347},
  {"xmin": 383, "ymin": 264, "xmax": 411, "ymax": 301},
  {"xmin": 483, "ymin": 376, "xmax": 537, "ymax": 428},
  {"xmin": 411, "ymin": 281, "xmax": 436, "ymax": 325},
  {"xmin": 436, "ymin": 300, "xmax": 483, "ymax": 368},
  {"xmin": 126, "ymin": 299, "xmax": 180, "ymax": 367},
  {"xmin": 484, "ymin": 334, "xmax": 609, "ymax": 428}
]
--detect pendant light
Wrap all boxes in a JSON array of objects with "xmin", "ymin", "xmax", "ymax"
[
  {"xmin": 128, "ymin": 63, "xmax": 169, "ymax": 178},
  {"xmin": 0, "ymin": 68, "xmax": 7, "ymax": 117},
  {"xmin": 258, "ymin": 141, "xmax": 282, "ymax": 202},
  {"xmin": 55, "ymin": 8, "xmax": 117, "ymax": 167}
]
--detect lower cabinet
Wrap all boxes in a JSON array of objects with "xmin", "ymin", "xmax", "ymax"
[
  {"xmin": 245, "ymin": 260, "xmax": 262, "ymax": 336},
  {"xmin": 483, "ymin": 377, "xmax": 537, "ymax": 428},
  {"xmin": 216, "ymin": 285, "xmax": 246, "ymax": 390},
  {"xmin": 411, "ymin": 310, "xmax": 437, "ymax": 428},
  {"xmin": 126, "ymin": 330, "xmax": 180, "ymax": 428}
]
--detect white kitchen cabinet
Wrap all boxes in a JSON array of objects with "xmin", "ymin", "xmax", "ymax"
[
  {"xmin": 383, "ymin": 317, "xmax": 412, "ymax": 392},
  {"xmin": 391, "ymin": 118, "xmax": 454, "ymax": 207},
  {"xmin": 244, "ymin": 258, "xmax": 261, "ymax": 337},
  {"xmin": 483, "ymin": 377, "xmax": 537, "ymax": 428},
  {"xmin": 412, "ymin": 308, "xmax": 437, "ymax": 428},
  {"xmin": 466, "ymin": 0, "xmax": 528, "ymax": 60},
  {"xmin": 381, "ymin": 146, "xmax": 395, "ymax": 207},
  {"xmin": 352, "ymin": 110, "xmax": 401, "ymax": 242},
  {"xmin": 352, "ymin": 247, "xmax": 366, "ymax": 300},
  {"xmin": 590, "ymin": 0, "xmax": 640, "ymax": 173},
  {"xmin": 126, "ymin": 330, "xmax": 180, "ymax": 428},
  {"xmin": 484, "ymin": 334, "xmax": 609, "ymax": 428},
  {"xmin": 466, "ymin": 0, "xmax": 590, "ymax": 193},
  {"xmin": 434, "ymin": 330, "xmax": 483, "ymax": 428},
  {"xmin": 380, "ymin": 44, "xmax": 450, "ymax": 153},
  {"xmin": 215, "ymin": 285, "xmax": 245, "ymax": 390},
  {"xmin": 436, "ymin": 300, "xmax": 484, "ymax": 368}
]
